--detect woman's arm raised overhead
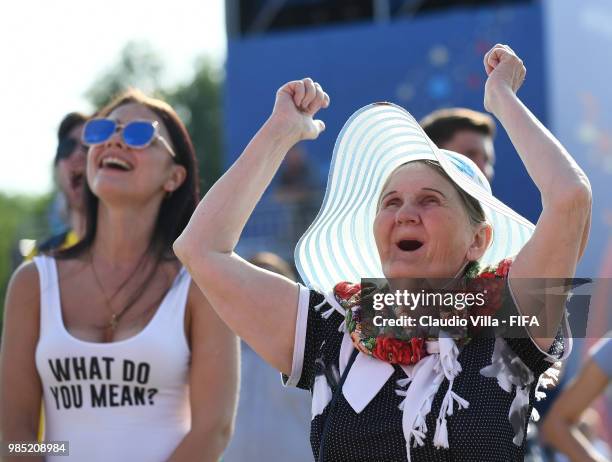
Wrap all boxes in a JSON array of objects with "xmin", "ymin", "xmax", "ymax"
[
  {"xmin": 174, "ymin": 78, "xmax": 329, "ymax": 375},
  {"xmin": 483, "ymin": 44, "xmax": 592, "ymax": 350}
]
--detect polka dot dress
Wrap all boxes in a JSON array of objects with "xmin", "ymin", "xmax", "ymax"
[{"xmin": 283, "ymin": 289, "xmax": 564, "ymax": 462}]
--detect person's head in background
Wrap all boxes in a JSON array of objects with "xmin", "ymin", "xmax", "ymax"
[
  {"xmin": 249, "ymin": 252, "xmax": 296, "ymax": 282},
  {"xmin": 420, "ymin": 108, "xmax": 496, "ymax": 182},
  {"xmin": 54, "ymin": 112, "xmax": 88, "ymax": 237}
]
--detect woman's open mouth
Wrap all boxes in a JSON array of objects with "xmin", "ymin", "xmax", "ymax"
[
  {"xmin": 99, "ymin": 156, "xmax": 134, "ymax": 172},
  {"xmin": 396, "ymin": 240, "xmax": 424, "ymax": 252}
]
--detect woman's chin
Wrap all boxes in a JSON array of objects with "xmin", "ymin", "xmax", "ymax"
[
  {"xmin": 90, "ymin": 180, "xmax": 138, "ymax": 205},
  {"xmin": 383, "ymin": 263, "xmax": 429, "ymax": 280}
]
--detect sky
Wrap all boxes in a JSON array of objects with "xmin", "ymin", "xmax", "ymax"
[{"xmin": 0, "ymin": 0, "xmax": 226, "ymax": 195}]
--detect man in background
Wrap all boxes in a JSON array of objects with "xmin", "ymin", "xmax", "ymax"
[{"xmin": 420, "ymin": 107, "xmax": 496, "ymax": 182}]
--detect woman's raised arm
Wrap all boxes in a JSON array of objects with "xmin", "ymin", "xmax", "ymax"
[
  {"xmin": 174, "ymin": 78, "xmax": 329, "ymax": 375},
  {"xmin": 483, "ymin": 44, "xmax": 592, "ymax": 350}
]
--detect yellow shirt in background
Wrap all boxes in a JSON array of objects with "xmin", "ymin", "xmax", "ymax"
[{"xmin": 24, "ymin": 229, "xmax": 80, "ymax": 261}]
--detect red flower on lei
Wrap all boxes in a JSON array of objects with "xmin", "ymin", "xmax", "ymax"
[
  {"xmin": 495, "ymin": 258, "xmax": 512, "ymax": 278},
  {"xmin": 468, "ymin": 258, "xmax": 513, "ymax": 318},
  {"xmin": 372, "ymin": 337, "xmax": 426, "ymax": 365},
  {"xmin": 334, "ymin": 281, "xmax": 361, "ymax": 303}
]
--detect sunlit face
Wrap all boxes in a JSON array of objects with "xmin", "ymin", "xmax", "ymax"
[
  {"xmin": 373, "ymin": 163, "xmax": 489, "ymax": 279},
  {"xmin": 56, "ymin": 123, "xmax": 87, "ymax": 213},
  {"xmin": 86, "ymin": 103, "xmax": 185, "ymax": 205},
  {"xmin": 440, "ymin": 129, "xmax": 495, "ymax": 181}
]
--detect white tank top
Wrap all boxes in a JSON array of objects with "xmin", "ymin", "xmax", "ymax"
[{"xmin": 33, "ymin": 255, "xmax": 192, "ymax": 461}]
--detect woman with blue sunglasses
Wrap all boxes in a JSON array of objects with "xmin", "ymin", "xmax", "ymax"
[{"xmin": 1, "ymin": 90, "xmax": 238, "ymax": 461}]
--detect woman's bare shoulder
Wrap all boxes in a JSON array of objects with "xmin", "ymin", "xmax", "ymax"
[
  {"xmin": 4, "ymin": 262, "xmax": 40, "ymax": 323},
  {"xmin": 9, "ymin": 261, "xmax": 40, "ymax": 293}
]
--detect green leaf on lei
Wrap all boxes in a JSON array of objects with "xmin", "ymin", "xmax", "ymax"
[{"xmin": 363, "ymin": 337, "xmax": 377, "ymax": 350}]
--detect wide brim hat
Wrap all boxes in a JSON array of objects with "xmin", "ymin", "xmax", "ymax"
[{"xmin": 295, "ymin": 102, "xmax": 536, "ymax": 291}]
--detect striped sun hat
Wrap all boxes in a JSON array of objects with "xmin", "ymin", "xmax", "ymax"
[{"xmin": 295, "ymin": 102, "xmax": 536, "ymax": 291}]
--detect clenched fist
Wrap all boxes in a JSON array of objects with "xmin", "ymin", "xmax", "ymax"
[
  {"xmin": 483, "ymin": 44, "xmax": 526, "ymax": 114},
  {"xmin": 268, "ymin": 78, "xmax": 330, "ymax": 143}
]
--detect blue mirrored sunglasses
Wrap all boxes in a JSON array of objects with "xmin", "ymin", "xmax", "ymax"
[{"xmin": 82, "ymin": 118, "xmax": 176, "ymax": 158}]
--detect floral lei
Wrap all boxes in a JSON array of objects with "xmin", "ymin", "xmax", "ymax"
[{"xmin": 337, "ymin": 259, "xmax": 513, "ymax": 366}]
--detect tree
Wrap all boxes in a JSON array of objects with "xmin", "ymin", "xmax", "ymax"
[
  {"xmin": 85, "ymin": 40, "xmax": 164, "ymax": 109},
  {"xmin": 85, "ymin": 42, "xmax": 224, "ymax": 193},
  {"xmin": 0, "ymin": 192, "xmax": 52, "ymax": 326},
  {"xmin": 165, "ymin": 58, "xmax": 224, "ymax": 192}
]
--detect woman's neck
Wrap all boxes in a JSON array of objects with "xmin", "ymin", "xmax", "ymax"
[
  {"xmin": 91, "ymin": 200, "xmax": 161, "ymax": 266},
  {"xmin": 69, "ymin": 209, "xmax": 86, "ymax": 240}
]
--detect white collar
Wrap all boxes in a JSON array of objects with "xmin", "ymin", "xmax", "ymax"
[{"xmin": 337, "ymin": 330, "xmax": 467, "ymax": 462}]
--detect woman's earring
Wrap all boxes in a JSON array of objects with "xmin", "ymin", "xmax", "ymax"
[{"xmin": 165, "ymin": 181, "xmax": 176, "ymax": 199}]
